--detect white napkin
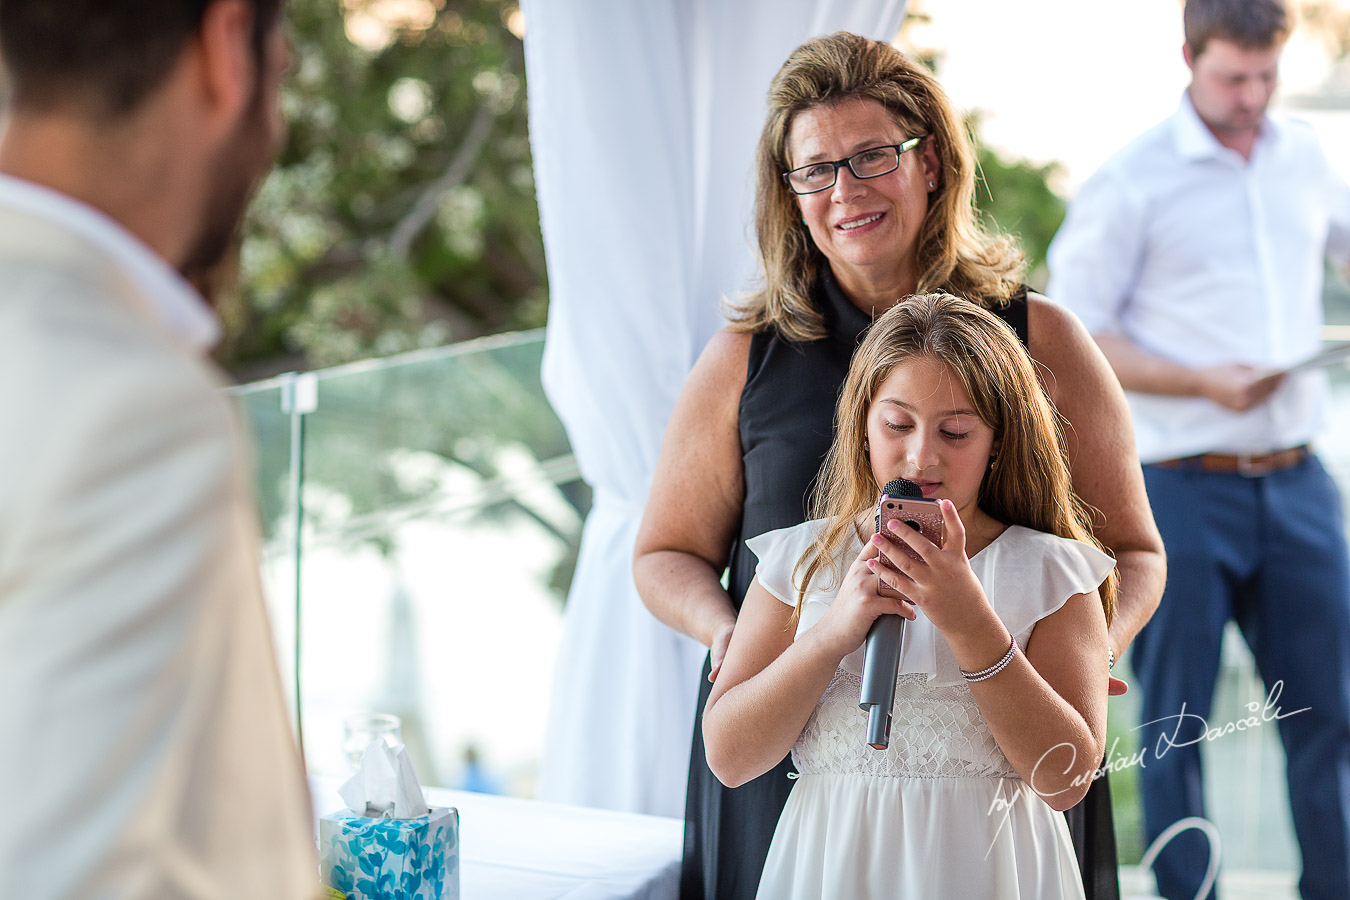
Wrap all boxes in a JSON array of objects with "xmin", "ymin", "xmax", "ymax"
[{"xmin": 338, "ymin": 739, "xmax": 430, "ymax": 819}]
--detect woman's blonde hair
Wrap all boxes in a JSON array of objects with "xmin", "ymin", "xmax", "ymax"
[
  {"xmin": 731, "ymin": 31, "xmax": 1024, "ymax": 341},
  {"xmin": 792, "ymin": 292, "xmax": 1117, "ymax": 625}
]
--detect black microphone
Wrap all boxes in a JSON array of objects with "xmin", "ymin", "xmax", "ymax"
[{"xmin": 860, "ymin": 478, "xmax": 922, "ymax": 749}]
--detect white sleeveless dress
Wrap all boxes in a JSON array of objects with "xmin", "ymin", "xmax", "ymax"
[{"xmin": 747, "ymin": 521, "xmax": 1115, "ymax": 900}]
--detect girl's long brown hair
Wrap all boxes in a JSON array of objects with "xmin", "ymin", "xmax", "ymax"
[{"xmin": 791, "ymin": 293, "xmax": 1117, "ymax": 626}]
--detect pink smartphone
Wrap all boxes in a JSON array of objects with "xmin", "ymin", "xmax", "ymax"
[{"xmin": 874, "ymin": 495, "xmax": 945, "ymax": 597}]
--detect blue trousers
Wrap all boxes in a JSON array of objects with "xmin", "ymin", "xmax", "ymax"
[{"xmin": 1134, "ymin": 456, "xmax": 1350, "ymax": 900}]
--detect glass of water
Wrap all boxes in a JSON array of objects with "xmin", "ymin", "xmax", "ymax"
[{"xmin": 342, "ymin": 713, "xmax": 402, "ymax": 771}]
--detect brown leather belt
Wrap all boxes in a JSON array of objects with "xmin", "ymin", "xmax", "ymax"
[{"xmin": 1152, "ymin": 445, "xmax": 1310, "ymax": 477}]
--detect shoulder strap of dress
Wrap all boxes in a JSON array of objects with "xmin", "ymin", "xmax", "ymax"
[{"xmin": 991, "ymin": 284, "xmax": 1030, "ymax": 349}]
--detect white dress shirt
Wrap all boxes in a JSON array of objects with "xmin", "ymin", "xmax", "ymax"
[
  {"xmin": 1047, "ymin": 92, "xmax": 1350, "ymax": 464},
  {"xmin": 0, "ymin": 177, "xmax": 318, "ymax": 898}
]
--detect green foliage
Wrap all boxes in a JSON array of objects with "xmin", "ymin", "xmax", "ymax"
[
  {"xmin": 220, "ymin": 0, "xmax": 544, "ymax": 376},
  {"xmin": 971, "ymin": 122, "xmax": 1067, "ymax": 291}
]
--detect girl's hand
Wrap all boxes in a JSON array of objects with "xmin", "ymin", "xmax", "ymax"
[
  {"xmin": 873, "ymin": 499, "xmax": 993, "ymax": 639},
  {"xmin": 809, "ymin": 533, "xmax": 918, "ymax": 660}
]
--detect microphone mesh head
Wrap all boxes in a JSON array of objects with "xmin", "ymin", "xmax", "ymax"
[{"xmin": 883, "ymin": 478, "xmax": 923, "ymax": 499}]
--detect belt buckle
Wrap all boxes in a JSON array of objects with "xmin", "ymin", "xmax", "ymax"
[{"xmin": 1236, "ymin": 452, "xmax": 1269, "ymax": 478}]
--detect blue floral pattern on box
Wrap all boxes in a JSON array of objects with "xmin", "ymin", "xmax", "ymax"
[{"xmin": 320, "ymin": 806, "xmax": 459, "ymax": 900}]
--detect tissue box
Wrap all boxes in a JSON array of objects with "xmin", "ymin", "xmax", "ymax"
[{"xmin": 320, "ymin": 807, "xmax": 459, "ymax": 900}]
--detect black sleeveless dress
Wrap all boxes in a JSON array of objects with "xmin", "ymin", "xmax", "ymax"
[{"xmin": 679, "ymin": 268, "xmax": 1118, "ymax": 900}]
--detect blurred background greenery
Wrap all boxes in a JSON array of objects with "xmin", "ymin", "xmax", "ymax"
[{"xmin": 219, "ymin": 0, "xmax": 542, "ymax": 378}]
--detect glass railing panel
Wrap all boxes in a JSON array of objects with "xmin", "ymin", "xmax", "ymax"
[
  {"xmin": 230, "ymin": 380, "xmax": 301, "ymax": 729},
  {"xmin": 236, "ymin": 330, "xmax": 586, "ymax": 798}
]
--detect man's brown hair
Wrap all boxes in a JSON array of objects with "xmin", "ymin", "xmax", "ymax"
[
  {"xmin": 0, "ymin": 0, "xmax": 283, "ymax": 116},
  {"xmin": 1184, "ymin": 0, "xmax": 1290, "ymax": 57}
]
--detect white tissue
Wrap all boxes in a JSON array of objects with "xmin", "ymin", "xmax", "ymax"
[{"xmin": 338, "ymin": 739, "xmax": 430, "ymax": 819}]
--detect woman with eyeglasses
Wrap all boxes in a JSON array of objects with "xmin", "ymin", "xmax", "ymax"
[{"xmin": 633, "ymin": 31, "xmax": 1165, "ymax": 900}]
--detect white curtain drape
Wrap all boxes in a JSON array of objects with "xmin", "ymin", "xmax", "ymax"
[{"xmin": 523, "ymin": 0, "xmax": 909, "ymax": 817}]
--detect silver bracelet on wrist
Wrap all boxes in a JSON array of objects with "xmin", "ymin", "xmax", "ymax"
[{"xmin": 960, "ymin": 635, "xmax": 1018, "ymax": 682}]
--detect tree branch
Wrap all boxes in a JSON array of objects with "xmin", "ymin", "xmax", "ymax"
[{"xmin": 389, "ymin": 102, "xmax": 496, "ymax": 259}]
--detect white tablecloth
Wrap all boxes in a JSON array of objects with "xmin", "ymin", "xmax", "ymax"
[{"xmin": 311, "ymin": 778, "xmax": 682, "ymax": 900}]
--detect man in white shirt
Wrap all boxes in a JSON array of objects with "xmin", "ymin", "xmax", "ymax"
[
  {"xmin": 1048, "ymin": 1, "xmax": 1350, "ymax": 898},
  {"xmin": 0, "ymin": 2, "xmax": 320, "ymax": 898}
]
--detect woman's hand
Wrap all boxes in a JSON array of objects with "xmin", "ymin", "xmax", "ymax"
[
  {"xmin": 708, "ymin": 621, "xmax": 736, "ymax": 683},
  {"xmin": 872, "ymin": 499, "xmax": 993, "ymax": 639},
  {"xmin": 808, "ymin": 534, "xmax": 917, "ymax": 660}
]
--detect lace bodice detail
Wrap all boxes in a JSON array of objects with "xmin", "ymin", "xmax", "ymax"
[{"xmin": 792, "ymin": 669, "xmax": 1018, "ymax": 779}]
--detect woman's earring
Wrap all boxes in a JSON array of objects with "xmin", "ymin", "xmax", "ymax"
[
  {"xmin": 928, "ymin": 181, "xmax": 936, "ymax": 190},
  {"xmin": 863, "ymin": 440, "xmax": 870, "ymax": 453}
]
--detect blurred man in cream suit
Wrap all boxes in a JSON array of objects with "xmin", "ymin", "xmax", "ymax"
[{"xmin": 0, "ymin": 1, "xmax": 320, "ymax": 898}]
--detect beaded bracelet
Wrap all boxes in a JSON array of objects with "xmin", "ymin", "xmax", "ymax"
[{"xmin": 960, "ymin": 635, "xmax": 1018, "ymax": 683}]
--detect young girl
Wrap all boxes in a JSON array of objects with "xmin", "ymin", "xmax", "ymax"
[{"xmin": 702, "ymin": 293, "xmax": 1117, "ymax": 899}]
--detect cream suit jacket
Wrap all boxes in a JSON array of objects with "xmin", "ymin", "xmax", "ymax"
[{"xmin": 0, "ymin": 204, "xmax": 319, "ymax": 897}]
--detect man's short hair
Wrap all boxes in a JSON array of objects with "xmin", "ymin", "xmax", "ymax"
[
  {"xmin": 1184, "ymin": 0, "xmax": 1291, "ymax": 57},
  {"xmin": 0, "ymin": 0, "xmax": 283, "ymax": 117}
]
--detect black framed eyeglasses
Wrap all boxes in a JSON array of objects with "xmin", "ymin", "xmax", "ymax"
[{"xmin": 783, "ymin": 136, "xmax": 924, "ymax": 195}]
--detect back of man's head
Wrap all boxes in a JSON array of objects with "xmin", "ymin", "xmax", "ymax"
[
  {"xmin": 0, "ymin": 0, "xmax": 283, "ymax": 118},
  {"xmin": 1184, "ymin": 0, "xmax": 1290, "ymax": 58}
]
